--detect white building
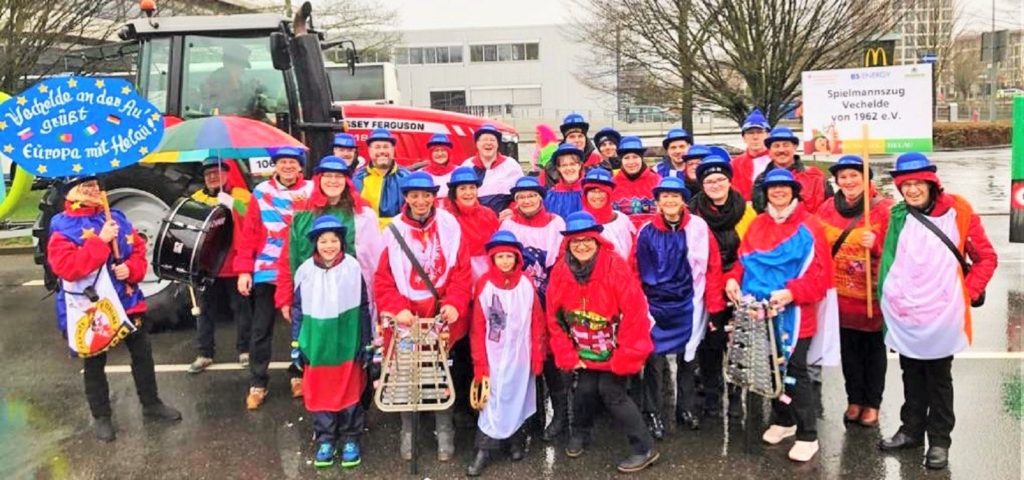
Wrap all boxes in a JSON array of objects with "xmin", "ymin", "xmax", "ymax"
[{"xmin": 388, "ymin": 24, "xmax": 614, "ymax": 122}]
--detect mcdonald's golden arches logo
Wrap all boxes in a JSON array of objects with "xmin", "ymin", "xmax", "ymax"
[{"xmin": 865, "ymin": 47, "xmax": 889, "ymax": 67}]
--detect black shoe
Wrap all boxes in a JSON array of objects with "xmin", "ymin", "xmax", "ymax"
[
  {"xmin": 616, "ymin": 450, "xmax": 660, "ymax": 473},
  {"xmin": 543, "ymin": 414, "xmax": 566, "ymax": 442},
  {"xmin": 94, "ymin": 416, "xmax": 115, "ymax": 442},
  {"xmin": 466, "ymin": 450, "xmax": 491, "ymax": 477},
  {"xmin": 646, "ymin": 413, "xmax": 665, "ymax": 440},
  {"xmin": 924, "ymin": 446, "xmax": 949, "ymax": 470},
  {"xmin": 142, "ymin": 402, "xmax": 182, "ymax": 422},
  {"xmin": 676, "ymin": 410, "xmax": 701, "ymax": 430},
  {"xmin": 878, "ymin": 431, "xmax": 923, "ymax": 451},
  {"xmin": 565, "ymin": 436, "xmax": 585, "ymax": 458},
  {"xmin": 509, "ymin": 441, "xmax": 525, "ymax": 462}
]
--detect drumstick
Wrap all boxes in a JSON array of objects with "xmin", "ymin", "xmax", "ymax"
[{"xmin": 188, "ymin": 285, "xmax": 202, "ymax": 316}]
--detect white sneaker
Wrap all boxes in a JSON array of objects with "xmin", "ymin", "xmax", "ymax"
[
  {"xmin": 788, "ymin": 440, "xmax": 819, "ymax": 462},
  {"xmin": 762, "ymin": 424, "xmax": 797, "ymax": 445},
  {"xmin": 187, "ymin": 356, "xmax": 214, "ymax": 374},
  {"xmin": 238, "ymin": 353, "xmax": 250, "ymax": 367}
]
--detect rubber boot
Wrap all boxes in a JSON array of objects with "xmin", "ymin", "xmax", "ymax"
[{"xmin": 436, "ymin": 409, "xmax": 455, "ymax": 462}]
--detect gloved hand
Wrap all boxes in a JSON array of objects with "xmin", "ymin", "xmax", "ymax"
[{"xmin": 290, "ymin": 341, "xmax": 303, "ymax": 371}]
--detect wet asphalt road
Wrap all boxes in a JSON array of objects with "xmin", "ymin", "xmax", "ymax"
[{"xmin": 1, "ymin": 149, "xmax": 1022, "ymax": 479}]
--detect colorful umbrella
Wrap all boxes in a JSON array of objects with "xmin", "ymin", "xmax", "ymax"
[{"xmin": 142, "ymin": 116, "xmax": 306, "ymax": 163}]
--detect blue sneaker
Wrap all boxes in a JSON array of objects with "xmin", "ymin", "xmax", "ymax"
[
  {"xmin": 314, "ymin": 442, "xmax": 335, "ymax": 468},
  {"xmin": 341, "ymin": 441, "xmax": 361, "ymax": 468}
]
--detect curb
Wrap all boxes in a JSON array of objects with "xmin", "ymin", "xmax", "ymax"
[
  {"xmin": 934, "ymin": 144, "xmax": 1011, "ymax": 152},
  {"xmin": 0, "ymin": 246, "xmax": 33, "ymax": 255}
]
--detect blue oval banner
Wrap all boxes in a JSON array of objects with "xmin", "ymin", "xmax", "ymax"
[{"xmin": 0, "ymin": 76, "xmax": 164, "ymax": 178}]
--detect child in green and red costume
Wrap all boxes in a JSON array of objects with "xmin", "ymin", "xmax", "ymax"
[{"xmin": 290, "ymin": 214, "xmax": 372, "ymax": 469}]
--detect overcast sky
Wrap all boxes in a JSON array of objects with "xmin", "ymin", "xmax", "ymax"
[{"xmin": 387, "ymin": 0, "xmax": 1022, "ymax": 33}]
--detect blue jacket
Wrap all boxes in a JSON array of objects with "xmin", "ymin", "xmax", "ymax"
[
  {"xmin": 353, "ymin": 165, "xmax": 411, "ymax": 219},
  {"xmin": 635, "ymin": 216, "xmax": 696, "ymax": 355}
]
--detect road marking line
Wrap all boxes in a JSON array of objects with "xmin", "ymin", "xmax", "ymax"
[
  {"xmin": 21, "ymin": 279, "xmax": 44, "ymax": 286},
  {"xmin": 96, "ymin": 361, "xmax": 291, "ymax": 374},
  {"xmin": 94, "ymin": 353, "xmax": 1024, "ymax": 374}
]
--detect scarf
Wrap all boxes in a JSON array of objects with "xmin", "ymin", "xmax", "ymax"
[
  {"xmin": 482, "ymin": 246, "xmax": 525, "ymax": 289},
  {"xmin": 567, "ymin": 251, "xmax": 597, "ymax": 284},
  {"xmin": 621, "ymin": 163, "xmax": 649, "ymax": 181},
  {"xmin": 313, "ymin": 251, "xmax": 343, "ymax": 269},
  {"xmin": 449, "ymin": 200, "xmax": 500, "ymax": 256},
  {"xmin": 582, "ymin": 184, "xmax": 615, "ymax": 224},
  {"xmin": 767, "ymin": 199, "xmax": 800, "ymax": 224},
  {"xmin": 689, "ymin": 190, "xmax": 746, "ymax": 271},
  {"xmin": 512, "ymin": 205, "xmax": 556, "ymax": 227}
]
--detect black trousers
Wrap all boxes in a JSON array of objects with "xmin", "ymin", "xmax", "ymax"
[
  {"xmin": 83, "ymin": 317, "xmax": 159, "ymax": 419},
  {"xmin": 839, "ymin": 328, "xmax": 887, "ymax": 408},
  {"xmin": 249, "ymin": 283, "xmax": 277, "ymax": 389},
  {"xmin": 642, "ymin": 354, "xmax": 698, "ymax": 419},
  {"xmin": 312, "ymin": 405, "xmax": 365, "ymax": 444},
  {"xmin": 770, "ymin": 338, "xmax": 818, "ymax": 442},
  {"xmin": 196, "ymin": 276, "xmax": 253, "ymax": 358},
  {"xmin": 543, "ymin": 355, "xmax": 568, "ymax": 415},
  {"xmin": 572, "ymin": 370, "xmax": 653, "ymax": 455},
  {"xmin": 697, "ymin": 310, "xmax": 730, "ymax": 409},
  {"xmin": 898, "ymin": 355, "xmax": 955, "ymax": 448}
]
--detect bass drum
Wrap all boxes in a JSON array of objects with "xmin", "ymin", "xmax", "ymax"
[{"xmin": 153, "ymin": 198, "xmax": 232, "ymax": 287}]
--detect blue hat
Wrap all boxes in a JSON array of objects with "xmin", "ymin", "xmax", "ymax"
[
  {"xmin": 581, "ymin": 167, "xmax": 615, "ymax": 190},
  {"xmin": 652, "ymin": 176, "xmax": 690, "ymax": 198},
  {"xmin": 741, "ymin": 108, "xmax": 771, "ymax": 132},
  {"xmin": 552, "ymin": 143, "xmax": 584, "ymax": 164},
  {"xmin": 62, "ymin": 175, "xmax": 100, "ymax": 194},
  {"xmin": 427, "ymin": 133, "xmax": 453, "ymax": 148},
  {"xmin": 315, "ymin": 155, "xmax": 349, "ymax": 174},
  {"xmin": 306, "ymin": 214, "xmax": 348, "ymax": 243},
  {"xmin": 696, "ymin": 155, "xmax": 733, "ymax": 182},
  {"xmin": 593, "ymin": 127, "xmax": 621, "ymax": 147},
  {"xmin": 829, "ymin": 155, "xmax": 874, "ymax": 178},
  {"xmin": 762, "ymin": 168, "xmax": 802, "ymax": 196},
  {"xmin": 485, "ymin": 230, "xmax": 523, "ymax": 252},
  {"xmin": 400, "ymin": 171, "xmax": 440, "ymax": 194},
  {"xmin": 708, "ymin": 146, "xmax": 732, "ymax": 162},
  {"xmin": 201, "ymin": 157, "xmax": 230, "ymax": 172},
  {"xmin": 366, "ymin": 127, "xmax": 397, "ymax": 146},
  {"xmin": 509, "ymin": 176, "xmax": 545, "ymax": 196},
  {"xmin": 560, "ymin": 113, "xmax": 590, "ymax": 136},
  {"xmin": 271, "ymin": 146, "xmax": 306, "ymax": 166},
  {"xmin": 617, "ymin": 136, "xmax": 646, "ymax": 157},
  {"xmin": 662, "ymin": 128, "xmax": 693, "ymax": 149},
  {"xmin": 764, "ymin": 126, "xmax": 800, "ymax": 148},
  {"xmin": 332, "ymin": 133, "xmax": 357, "ymax": 149},
  {"xmin": 561, "ymin": 211, "xmax": 604, "ymax": 236},
  {"xmin": 473, "ymin": 124, "xmax": 501, "ymax": 142},
  {"xmin": 683, "ymin": 144, "xmax": 712, "ymax": 160},
  {"xmin": 447, "ymin": 166, "xmax": 482, "ymax": 189},
  {"xmin": 890, "ymin": 152, "xmax": 937, "ymax": 176}
]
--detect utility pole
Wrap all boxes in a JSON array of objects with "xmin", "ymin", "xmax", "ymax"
[
  {"xmin": 615, "ymin": 21, "xmax": 622, "ymax": 121},
  {"xmin": 988, "ymin": 0, "xmax": 996, "ymax": 121}
]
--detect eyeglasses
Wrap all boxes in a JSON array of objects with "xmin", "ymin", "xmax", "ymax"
[
  {"xmin": 515, "ymin": 192, "xmax": 541, "ymax": 200},
  {"xmin": 702, "ymin": 177, "xmax": 729, "ymax": 187},
  {"xmin": 321, "ymin": 173, "xmax": 347, "ymax": 180},
  {"xmin": 569, "ymin": 238, "xmax": 596, "ymax": 246}
]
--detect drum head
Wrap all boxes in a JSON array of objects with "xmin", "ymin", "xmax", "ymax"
[{"xmin": 153, "ymin": 198, "xmax": 233, "ymax": 286}]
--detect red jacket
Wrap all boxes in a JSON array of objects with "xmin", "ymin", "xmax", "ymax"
[
  {"xmin": 733, "ymin": 206, "xmax": 833, "ymax": 339},
  {"xmin": 930, "ymin": 193, "xmax": 998, "ymax": 303},
  {"xmin": 816, "ymin": 193, "xmax": 893, "ymax": 331},
  {"xmin": 731, "ymin": 149, "xmax": 770, "ymax": 201},
  {"xmin": 373, "ymin": 210, "xmax": 474, "ymax": 347},
  {"xmin": 611, "ymin": 167, "xmax": 661, "ymax": 231},
  {"xmin": 546, "ymin": 234, "xmax": 653, "ymax": 375},
  {"xmin": 470, "ymin": 269, "xmax": 547, "ymax": 381}
]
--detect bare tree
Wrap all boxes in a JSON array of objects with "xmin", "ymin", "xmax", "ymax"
[
  {"xmin": 949, "ymin": 33, "xmax": 982, "ymax": 101},
  {"xmin": 0, "ymin": 0, "xmax": 124, "ymax": 92},
  {"xmin": 572, "ymin": 0, "xmax": 911, "ymax": 128},
  {"xmin": 248, "ymin": 0, "xmax": 401, "ymax": 61}
]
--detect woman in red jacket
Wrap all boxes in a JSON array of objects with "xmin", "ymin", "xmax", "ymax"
[
  {"xmin": 725, "ymin": 169, "xmax": 837, "ymax": 463},
  {"xmin": 443, "ymin": 167, "xmax": 500, "ymax": 280},
  {"xmin": 611, "ymin": 135, "xmax": 661, "ymax": 231},
  {"xmin": 546, "ymin": 211, "xmax": 658, "ymax": 474},
  {"xmin": 816, "ymin": 155, "xmax": 893, "ymax": 428}
]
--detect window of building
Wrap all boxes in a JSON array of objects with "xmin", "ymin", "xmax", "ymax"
[
  {"xmin": 394, "ymin": 46, "xmax": 464, "ymax": 65},
  {"xmin": 469, "ymin": 42, "xmax": 540, "ymax": 63},
  {"xmin": 430, "ymin": 90, "xmax": 467, "ymax": 110}
]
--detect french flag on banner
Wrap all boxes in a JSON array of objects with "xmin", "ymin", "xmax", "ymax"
[{"xmin": 17, "ymin": 127, "xmax": 32, "ymax": 140}]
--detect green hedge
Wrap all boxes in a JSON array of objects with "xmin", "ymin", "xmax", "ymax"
[{"xmin": 933, "ymin": 122, "xmax": 1012, "ymax": 149}]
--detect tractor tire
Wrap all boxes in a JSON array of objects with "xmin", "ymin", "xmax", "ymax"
[{"xmin": 33, "ymin": 163, "xmax": 203, "ymax": 331}]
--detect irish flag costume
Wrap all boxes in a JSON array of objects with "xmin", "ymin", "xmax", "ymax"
[{"xmin": 875, "ymin": 153, "xmax": 997, "ymax": 468}]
